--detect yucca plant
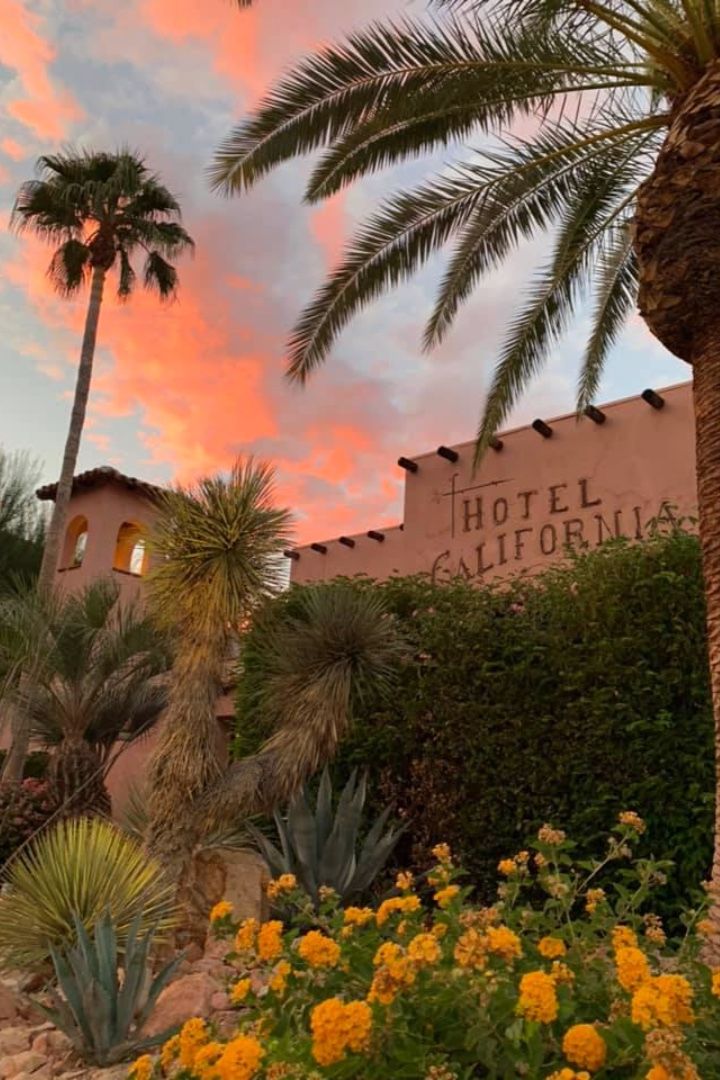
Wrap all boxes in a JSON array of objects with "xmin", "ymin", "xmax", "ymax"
[
  {"xmin": 0, "ymin": 817, "xmax": 176, "ymax": 971},
  {"xmin": 37, "ymin": 911, "xmax": 182, "ymax": 1065},
  {"xmin": 248, "ymin": 768, "xmax": 404, "ymax": 907}
]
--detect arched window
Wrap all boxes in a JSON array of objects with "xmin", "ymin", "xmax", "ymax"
[
  {"xmin": 113, "ymin": 521, "xmax": 149, "ymax": 576},
  {"xmin": 62, "ymin": 515, "xmax": 88, "ymax": 569}
]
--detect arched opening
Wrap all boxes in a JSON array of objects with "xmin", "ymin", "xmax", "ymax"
[
  {"xmin": 113, "ymin": 521, "xmax": 149, "ymax": 576},
  {"xmin": 62, "ymin": 515, "xmax": 88, "ymax": 569}
]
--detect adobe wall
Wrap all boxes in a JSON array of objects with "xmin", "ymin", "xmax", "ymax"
[{"xmin": 290, "ymin": 382, "xmax": 697, "ymax": 586}]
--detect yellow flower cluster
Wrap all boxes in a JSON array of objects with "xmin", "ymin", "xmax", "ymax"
[
  {"xmin": 618, "ymin": 810, "xmax": 646, "ymax": 834},
  {"xmin": 209, "ymin": 900, "xmax": 233, "ymax": 923},
  {"xmin": 497, "ymin": 851, "xmax": 530, "ymax": 876},
  {"xmin": 585, "ymin": 888, "xmax": 605, "ymax": 915},
  {"xmin": 128, "ymin": 1055, "xmax": 153, "ymax": 1080},
  {"xmin": 431, "ymin": 843, "xmax": 452, "ymax": 863},
  {"xmin": 612, "ymin": 925, "xmax": 638, "ymax": 950},
  {"xmin": 562, "ymin": 1024, "xmax": 607, "ymax": 1071},
  {"xmin": 160, "ymin": 1034, "xmax": 180, "ymax": 1071},
  {"xmin": 395, "ymin": 871, "xmax": 414, "ymax": 891},
  {"xmin": 266, "ymin": 874, "xmax": 297, "ymax": 901},
  {"xmin": 615, "ymin": 946, "xmax": 651, "ymax": 992},
  {"xmin": 376, "ymin": 894, "xmax": 421, "ymax": 926},
  {"xmin": 538, "ymin": 936, "xmax": 566, "ymax": 959},
  {"xmin": 453, "ymin": 924, "xmax": 521, "ymax": 969},
  {"xmin": 298, "ymin": 930, "xmax": 341, "ymax": 969},
  {"xmin": 230, "ymin": 978, "xmax": 251, "ymax": 1005},
  {"xmin": 516, "ymin": 970, "xmax": 558, "ymax": 1023},
  {"xmin": 548, "ymin": 1071, "xmax": 591, "ymax": 1080},
  {"xmin": 310, "ymin": 998, "xmax": 372, "ymax": 1066},
  {"xmin": 235, "ymin": 918, "xmax": 259, "ymax": 954},
  {"xmin": 213, "ymin": 1034, "xmax": 264, "ymax": 1080},
  {"xmin": 268, "ymin": 959, "xmax": 292, "ymax": 995},
  {"xmin": 368, "ymin": 942, "xmax": 416, "ymax": 1004},
  {"xmin": 712, "ymin": 970, "xmax": 720, "ymax": 998},
  {"xmin": 343, "ymin": 906, "xmax": 374, "ymax": 927},
  {"xmin": 257, "ymin": 921, "xmax": 284, "ymax": 962},
  {"xmin": 485, "ymin": 925, "xmax": 522, "ymax": 962},
  {"xmin": 631, "ymin": 974, "xmax": 695, "ymax": 1030},
  {"xmin": 407, "ymin": 932, "xmax": 441, "ymax": 967},
  {"xmin": 179, "ymin": 1018, "xmax": 208, "ymax": 1069},
  {"xmin": 434, "ymin": 884, "xmax": 460, "ymax": 909},
  {"xmin": 537, "ymin": 824, "xmax": 567, "ymax": 846}
]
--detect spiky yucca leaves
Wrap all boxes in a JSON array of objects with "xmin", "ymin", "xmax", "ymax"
[
  {"xmin": 202, "ymin": 583, "xmax": 404, "ymax": 829},
  {"xmin": 213, "ymin": 0, "xmax": 720, "ymax": 449},
  {"xmin": 0, "ymin": 818, "xmax": 176, "ymax": 972},
  {"xmin": 0, "ymin": 579, "xmax": 168, "ymax": 817},
  {"xmin": 145, "ymin": 459, "xmax": 293, "ymax": 918}
]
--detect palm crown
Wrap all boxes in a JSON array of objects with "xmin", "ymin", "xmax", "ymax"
[
  {"xmin": 213, "ymin": 0, "xmax": 719, "ymax": 449},
  {"xmin": 11, "ymin": 149, "xmax": 194, "ymax": 300}
]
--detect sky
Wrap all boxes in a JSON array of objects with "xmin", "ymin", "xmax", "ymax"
[{"xmin": 0, "ymin": 0, "xmax": 689, "ymax": 544}]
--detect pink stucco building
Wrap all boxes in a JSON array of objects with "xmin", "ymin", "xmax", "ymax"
[
  {"xmin": 26, "ymin": 380, "xmax": 698, "ymax": 809},
  {"xmin": 287, "ymin": 381, "xmax": 698, "ymax": 587}
]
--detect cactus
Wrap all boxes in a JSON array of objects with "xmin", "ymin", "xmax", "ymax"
[
  {"xmin": 248, "ymin": 768, "xmax": 404, "ymax": 906},
  {"xmin": 35, "ymin": 910, "xmax": 182, "ymax": 1065}
]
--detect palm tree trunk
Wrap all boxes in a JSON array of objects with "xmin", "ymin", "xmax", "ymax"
[
  {"xmin": 692, "ymin": 353, "xmax": 720, "ymax": 946},
  {"xmin": 1, "ymin": 267, "xmax": 106, "ymax": 784},
  {"xmin": 52, "ymin": 736, "xmax": 111, "ymax": 819}
]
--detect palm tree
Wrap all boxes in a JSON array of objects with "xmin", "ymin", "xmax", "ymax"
[
  {"xmin": 0, "ymin": 580, "xmax": 168, "ymax": 816},
  {"xmin": 145, "ymin": 459, "xmax": 402, "ymax": 940},
  {"xmin": 213, "ymin": 0, "xmax": 720, "ymax": 935},
  {"xmin": 4, "ymin": 150, "xmax": 193, "ymax": 783}
]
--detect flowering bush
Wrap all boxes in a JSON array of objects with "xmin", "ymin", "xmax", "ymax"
[
  {"xmin": 0, "ymin": 778, "xmax": 54, "ymax": 870},
  {"xmin": 131, "ymin": 814, "xmax": 720, "ymax": 1080}
]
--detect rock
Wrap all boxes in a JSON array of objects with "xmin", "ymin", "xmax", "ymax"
[
  {"xmin": 0, "ymin": 1050, "xmax": 47, "ymax": 1078},
  {"xmin": 31, "ymin": 1030, "xmax": 72, "ymax": 1058},
  {"xmin": 0, "ymin": 982, "xmax": 21, "ymax": 1023},
  {"xmin": 142, "ymin": 971, "xmax": 219, "ymax": 1037},
  {"xmin": 183, "ymin": 943, "xmax": 204, "ymax": 965},
  {"xmin": 12, "ymin": 1070, "xmax": 53, "ymax": 1080},
  {"xmin": 0, "ymin": 1027, "xmax": 31, "ymax": 1056},
  {"xmin": 194, "ymin": 850, "xmax": 268, "ymax": 929},
  {"xmin": 210, "ymin": 991, "xmax": 229, "ymax": 1011}
]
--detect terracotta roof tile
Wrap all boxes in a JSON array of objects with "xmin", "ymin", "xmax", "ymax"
[{"xmin": 36, "ymin": 466, "xmax": 165, "ymax": 503}]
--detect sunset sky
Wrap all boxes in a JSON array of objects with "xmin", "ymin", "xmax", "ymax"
[{"xmin": 0, "ymin": 0, "xmax": 689, "ymax": 543}]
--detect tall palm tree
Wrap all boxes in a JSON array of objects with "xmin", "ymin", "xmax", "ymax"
[
  {"xmin": 0, "ymin": 580, "xmax": 168, "ymax": 816},
  {"xmin": 145, "ymin": 459, "xmax": 402, "ymax": 941},
  {"xmin": 214, "ymin": 0, "xmax": 720, "ymax": 935},
  {"xmin": 4, "ymin": 149, "xmax": 193, "ymax": 783}
]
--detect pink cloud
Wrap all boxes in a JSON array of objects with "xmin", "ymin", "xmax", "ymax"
[
  {"xmin": 0, "ymin": 0, "xmax": 83, "ymax": 140},
  {"xmin": 1, "ymin": 137, "xmax": 27, "ymax": 162}
]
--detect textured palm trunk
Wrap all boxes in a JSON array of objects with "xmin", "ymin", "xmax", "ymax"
[
  {"xmin": 52, "ymin": 736, "xmax": 111, "ymax": 818},
  {"xmin": 635, "ymin": 60, "xmax": 720, "ymax": 946},
  {"xmin": 1, "ymin": 267, "xmax": 106, "ymax": 784},
  {"xmin": 147, "ymin": 644, "xmax": 226, "ymax": 947}
]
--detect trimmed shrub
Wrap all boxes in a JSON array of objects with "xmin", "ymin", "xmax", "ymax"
[{"xmin": 234, "ymin": 530, "xmax": 712, "ymax": 914}]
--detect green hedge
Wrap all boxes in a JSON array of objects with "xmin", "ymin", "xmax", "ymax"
[{"xmin": 234, "ymin": 530, "xmax": 713, "ymax": 914}]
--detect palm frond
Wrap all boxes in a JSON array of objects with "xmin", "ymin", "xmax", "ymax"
[
  {"xmin": 46, "ymin": 240, "xmax": 92, "ymax": 297},
  {"xmin": 117, "ymin": 247, "xmax": 136, "ymax": 300},
  {"xmin": 212, "ymin": 15, "xmax": 645, "ymax": 194},
  {"xmin": 425, "ymin": 114, "xmax": 661, "ymax": 350},
  {"xmin": 474, "ymin": 137, "xmax": 644, "ymax": 456},
  {"xmin": 143, "ymin": 252, "xmax": 179, "ymax": 299},
  {"xmin": 577, "ymin": 223, "xmax": 638, "ymax": 410},
  {"xmin": 287, "ymin": 172, "xmax": 487, "ymax": 382}
]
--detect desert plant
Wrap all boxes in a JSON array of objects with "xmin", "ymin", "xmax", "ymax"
[
  {"xmin": 0, "ymin": 778, "xmax": 55, "ymax": 871},
  {"xmin": 38, "ymin": 910, "xmax": 182, "ymax": 1065},
  {"xmin": 1, "ymin": 579, "xmax": 169, "ymax": 817},
  {"xmin": 248, "ymin": 768, "xmax": 403, "ymax": 907},
  {"xmin": 0, "ymin": 817, "xmax": 176, "ymax": 971}
]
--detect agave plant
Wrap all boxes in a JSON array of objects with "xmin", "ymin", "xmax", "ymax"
[
  {"xmin": 248, "ymin": 768, "xmax": 403, "ymax": 906},
  {"xmin": 36, "ymin": 911, "xmax": 182, "ymax": 1065},
  {"xmin": 0, "ymin": 817, "xmax": 176, "ymax": 971}
]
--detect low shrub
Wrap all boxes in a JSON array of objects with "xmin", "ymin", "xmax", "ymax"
[
  {"xmin": 235, "ymin": 529, "xmax": 712, "ymax": 915},
  {"xmin": 0, "ymin": 777, "xmax": 55, "ymax": 871},
  {"xmin": 132, "ymin": 813, "xmax": 720, "ymax": 1079},
  {"xmin": 0, "ymin": 816, "xmax": 177, "ymax": 971}
]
